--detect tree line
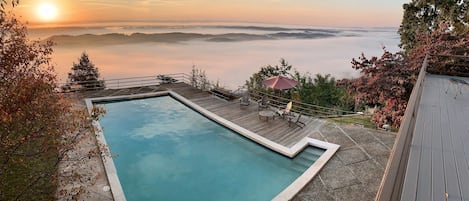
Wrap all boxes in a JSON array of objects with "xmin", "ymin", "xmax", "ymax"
[
  {"xmin": 246, "ymin": 0, "xmax": 469, "ymax": 128},
  {"xmin": 245, "ymin": 59, "xmax": 354, "ymax": 113},
  {"xmin": 342, "ymin": 0, "xmax": 469, "ymax": 128}
]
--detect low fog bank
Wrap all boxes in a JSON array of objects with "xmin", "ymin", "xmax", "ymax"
[
  {"xmin": 31, "ymin": 24, "xmax": 344, "ymax": 38},
  {"xmin": 43, "ymin": 25, "xmax": 399, "ymax": 89},
  {"xmin": 48, "ymin": 31, "xmax": 341, "ymax": 47},
  {"xmin": 52, "ymin": 32, "xmax": 400, "ymax": 90}
]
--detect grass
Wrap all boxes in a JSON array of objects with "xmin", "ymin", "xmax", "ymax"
[{"xmin": 326, "ymin": 115, "xmax": 377, "ymax": 129}]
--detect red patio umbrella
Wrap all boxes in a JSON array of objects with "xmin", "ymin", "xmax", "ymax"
[{"xmin": 263, "ymin": 76, "xmax": 298, "ymax": 90}]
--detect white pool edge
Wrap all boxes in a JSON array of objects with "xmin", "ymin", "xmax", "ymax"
[
  {"xmin": 85, "ymin": 91, "xmax": 340, "ymax": 201},
  {"xmin": 86, "ymin": 99, "xmax": 128, "ymax": 201}
]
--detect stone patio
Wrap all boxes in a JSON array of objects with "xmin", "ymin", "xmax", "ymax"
[{"xmin": 293, "ymin": 123, "xmax": 396, "ymax": 201}]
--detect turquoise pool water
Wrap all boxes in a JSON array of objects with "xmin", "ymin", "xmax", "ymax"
[{"xmin": 98, "ymin": 96, "xmax": 324, "ymax": 201}]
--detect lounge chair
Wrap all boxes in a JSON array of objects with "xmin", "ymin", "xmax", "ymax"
[
  {"xmin": 239, "ymin": 93, "xmax": 250, "ymax": 107},
  {"xmin": 258, "ymin": 96, "xmax": 269, "ymax": 110},
  {"xmin": 288, "ymin": 114, "xmax": 305, "ymax": 128},
  {"xmin": 277, "ymin": 101, "xmax": 292, "ymax": 118}
]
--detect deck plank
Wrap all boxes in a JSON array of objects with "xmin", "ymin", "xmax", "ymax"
[
  {"xmin": 415, "ymin": 106, "xmax": 432, "ymax": 201},
  {"xmin": 400, "ymin": 103, "xmax": 425, "ymax": 201},
  {"xmin": 442, "ymin": 100, "xmax": 462, "ymax": 201},
  {"xmin": 448, "ymin": 96, "xmax": 469, "ymax": 201},
  {"xmin": 401, "ymin": 75, "xmax": 469, "ymax": 201},
  {"xmin": 431, "ymin": 82, "xmax": 445, "ymax": 201}
]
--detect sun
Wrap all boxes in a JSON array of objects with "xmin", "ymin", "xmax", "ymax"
[{"xmin": 36, "ymin": 2, "xmax": 58, "ymax": 22}]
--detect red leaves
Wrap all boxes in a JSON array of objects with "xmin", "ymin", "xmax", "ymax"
[
  {"xmin": 344, "ymin": 49, "xmax": 416, "ymax": 128},
  {"xmin": 0, "ymin": 12, "xmax": 83, "ymax": 200},
  {"xmin": 345, "ymin": 26, "xmax": 469, "ymax": 128}
]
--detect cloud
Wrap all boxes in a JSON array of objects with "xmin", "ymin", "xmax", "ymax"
[{"xmin": 80, "ymin": 0, "xmax": 189, "ymax": 7}]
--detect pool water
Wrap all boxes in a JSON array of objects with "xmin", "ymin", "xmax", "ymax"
[{"xmin": 98, "ymin": 96, "xmax": 324, "ymax": 201}]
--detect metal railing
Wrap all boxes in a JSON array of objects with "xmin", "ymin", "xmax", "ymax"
[
  {"xmin": 59, "ymin": 73, "xmax": 191, "ymax": 92},
  {"xmin": 248, "ymin": 90, "xmax": 356, "ymax": 118},
  {"xmin": 375, "ymin": 54, "xmax": 429, "ymax": 201},
  {"xmin": 59, "ymin": 71, "xmax": 244, "ymax": 100},
  {"xmin": 59, "ymin": 72, "xmax": 355, "ymax": 117}
]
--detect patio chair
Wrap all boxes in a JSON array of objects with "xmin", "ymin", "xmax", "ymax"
[
  {"xmin": 258, "ymin": 95, "xmax": 269, "ymax": 110},
  {"xmin": 277, "ymin": 101, "xmax": 293, "ymax": 118},
  {"xmin": 239, "ymin": 93, "xmax": 250, "ymax": 107},
  {"xmin": 288, "ymin": 114, "xmax": 305, "ymax": 128}
]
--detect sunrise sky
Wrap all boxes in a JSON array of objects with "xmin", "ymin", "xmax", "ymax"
[{"xmin": 14, "ymin": 0, "xmax": 409, "ymax": 27}]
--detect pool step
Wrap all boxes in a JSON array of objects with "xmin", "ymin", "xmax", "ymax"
[
  {"xmin": 303, "ymin": 147, "xmax": 325, "ymax": 156},
  {"xmin": 291, "ymin": 147, "xmax": 324, "ymax": 173},
  {"xmin": 298, "ymin": 152, "xmax": 321, "ymax": 162}
]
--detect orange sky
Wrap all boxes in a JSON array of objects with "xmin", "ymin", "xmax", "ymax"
[{"xmin": 14, "ymin": 0, "xmax": 409, "ymax": 27}]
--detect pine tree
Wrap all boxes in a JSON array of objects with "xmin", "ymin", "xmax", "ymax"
[{"xmin": 66, "ymin": 52, "xmax": 104, "ymax": 90}]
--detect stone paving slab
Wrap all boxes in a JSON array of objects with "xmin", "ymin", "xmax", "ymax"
[
  {"xmin": 343, "ymin": 128, "xmax": 378, "ymax": 144},
  {"xmin": 318, "ymin": 157, "xmax": 361, "ymax": 190},
  {"xmin": 294, "ymin": 177, "xmax": 335, "ymax": 201},
  {"xmin": 348, "ymin": 159, "xmax": 384, "ymax": 187},
  {"xmin": 335, "ymin": 146, "xmax": 369, "ymax": 165},
  {"xmin": 293, "ymin": 123, "xmax": 396, "ymax": 201},
  {"xmin": 372, "ymin": 131, "xmax": 397, "ymax": 149},
  {"xmin": 321, "ymin": 125, "xmax": 357, "ymax": 149},
  {"xmin": 361, "ymin": 142, "xmax": 391, "ymax": 162},
  {"xmin": 333, "ymin": 184, "xmax": 375, "ymax": 201}
]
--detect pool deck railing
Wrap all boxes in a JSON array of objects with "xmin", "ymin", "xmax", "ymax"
[{"xmin": 62, "ymin": 72, "xmax": 357, "ymax": 118}]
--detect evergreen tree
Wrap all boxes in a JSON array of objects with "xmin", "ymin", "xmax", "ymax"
[{"xmin": 66, "ymin": 52, "xmax": 104, "ymax": 90}]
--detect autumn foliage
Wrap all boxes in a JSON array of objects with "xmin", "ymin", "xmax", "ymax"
[
  {"xmin": 341, "ymin": 50, "xmax": 415, "ymax": 128},
  {"xmin": 399, "ymin": 0, "xmax": 469, "ymax": 53},
  {"xmin": 344, "ymin": 24, "xmax": 469, "ymax": 128},
  {"xmin": 1, "ymin": 8, "xmax": 106, "ymax": 201},
  {"xmin": 344, "ymin": 0, "xmax": 469, "ymax": 129},
  {"xmin": 409, "ymin": 24, "xmax": 469, "ymax": 76}
]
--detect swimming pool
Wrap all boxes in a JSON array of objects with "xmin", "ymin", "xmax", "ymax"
[{"xmin": 88, "ymin": 92, "xmax": 338, "ymax": 201}]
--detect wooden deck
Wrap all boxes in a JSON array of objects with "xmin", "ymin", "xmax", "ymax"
[
  {"xmin": 166, "ymin": 83, "xmax": 325, "ymax": 148},
  {"xmin": 401, "ymin": 74, "xmax": 469, "ymax": 201}
]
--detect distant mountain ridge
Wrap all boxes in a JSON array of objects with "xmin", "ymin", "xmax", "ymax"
[
  {"xmin": 41, "ymin": 25, "xmax": 399, "ymax": 46},
  {"xmin": 47, "ymin": 29, "xmax": 342, "ymax": 46}
]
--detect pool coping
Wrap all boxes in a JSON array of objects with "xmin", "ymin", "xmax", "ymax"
[{"xmin": 85, "ymin": 91, "xmax": 340, "ymax": 201}]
